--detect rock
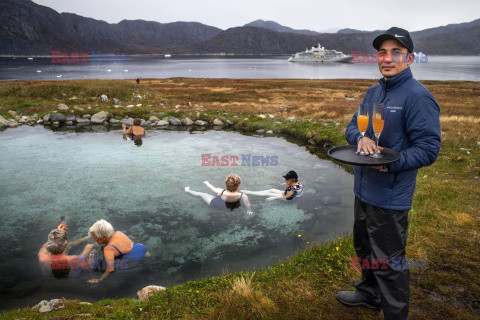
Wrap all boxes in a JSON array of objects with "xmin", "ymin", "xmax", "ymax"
[
  {"xmin": 141, "ymin": 120, "xmax": 151, "ymax": 127},
  {"xmin": 11, "ymin": 281, "xmax": 40, "ymax": 298},
  {"xmin": 99, "ymin": 94, "xmax": 108, "ymax": 102},
  {"xmin": 33, "ymin": 299, "xmax": 64, "ymax": 313},
  {"xmin": 52, "ymin": 121, "xmax": 60, "ymax": 126},
  {"xmin": 474, "ymin": 176, "xmax": 479, "ymax": 180},
  {"xmin": 19, "ymin": 116, "xmax": 29, "ymax": 123},
  {"xmin": 174, "ymin": 105, "xmax": 181, "ymax": 109},
  {"xmin": 126, "ymin": 105, "xmax": 134, "ymax": 108},
  {"xmin": 112, "ymin": 98, "xmax": 121, "ymax": 105},
  {"xmin": 256, "ymin": 129, "xmax": 265, "ymax": 133},
  {"xmin": 83, "ymin": 114, "xmax": 91, "ymax": 119},
  {"xmin": 58, "ymin": 104, "xmax": 69, "ymax": 111},
  {"xmin": 266, "ymin": 130, "xmax": 273, "ymax": 134},
  {"xmin": 149, "ymin": 116, "xmax": 160, "ymax": 122},
  {"xmin": 7, "ymin": 110, "xmax": 17, "ymax": 117},
  {"xmin": 477, "ymin": 142, "xmax": 480, "ymax": 148},
  {"xmin": 195, "ymin": 120, "xmax": 207, "ymax": 126},
  {"xmin": 137, "ymin": 285, "xmax": 166, "ymax": 300},
  {"xmin": 157, "ymin": 120, "xmax": 169, "ymax": 126},
  {"xmin": 226, "ymin": 119, "xmax": 234, "ymax": 125},
  {"xmin": 43, "ymin": 114, "xmax": 51, "ymax": 122},
  {"xmin": 50, "ymin": 113, "xmax": 66, "ymax": 123},
  {"xmin": 27, "ymin": 120, "xmax": 36, "ymax": 126},
  {"xmin": 91, "ymin": 111, "xmax": 109, "ymax": 124},
  {"xmin": 65, "ymin": 121, "xmax": 74, "ymax": 126},
  {"xmin": 136, "ymin": 104, "xmax": 142, "ymax": 107},
  {"xmin": 168, "ymin": 117, "xmax": 182, "ymax": 126},
  {"xmin": 269, "ymin": 114, "xmax": 274, "ymax": 119},
  {"xmin": 182, "ymin": 117, "xmax": 194, "ymax": 126},
  {"xmin": 109, "ymin": 118, "xmax": 120, "ymax": 124},
  {"xmin": 76, "ymin": 118, "xmax": 91, "ymax": 124},
  {"xmin": 66, "ymin": 114, "xmax": 76, "ymax": 122},
  {"xmin": 258, "ymin": 114, "xmax": 266, "ymax": 119},
  {"xmin": 37, "ymin": 119, "xmax": 44, "ymax": 124},
  {"xmin": 69, "ymin": 96, "xmax": 78, "ymax": 100},
  {"xmin": 213, "ymin": 118, "xmax": 224, "ymax": 126},
  {"xmin": 8, "ymin": 121, "xmax": 18, "ymax": 128},
  {"xmin": 121, "ymin": 118, "xmax": 134, "ymax": 126},
  {"xmin": 0, "ymin": 116, "xmax": 9, "ymax": 128}
]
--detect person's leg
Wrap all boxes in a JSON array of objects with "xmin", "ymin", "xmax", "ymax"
[
  {"xmin": 185, "ymin": 187, "xmax": 214, "ymax": 205},
  {"xmin": 241, "ymin": 189, "xmax": 283, "ymax": 197},
  {"xmin": 365, "ymin": 203, "xmax": 410, "ymax": 320},
  {"xmin": 203, "ymin": 181, "xmax": 223, "ymax": 194},
  {"xmin": 353, "ymin": 197, "xmax": 382, "ymax": 305}
]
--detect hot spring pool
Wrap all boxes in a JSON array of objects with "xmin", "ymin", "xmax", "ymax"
[{"xmin": 0, "ymin": 125, "xmax": 354, "ymax": 309}]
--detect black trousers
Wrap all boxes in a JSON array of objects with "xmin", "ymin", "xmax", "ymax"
[{"xmin": 353, "ymin": 196, "xmax": 410, "ymax": 320}]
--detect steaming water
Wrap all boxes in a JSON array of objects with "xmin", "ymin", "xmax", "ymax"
[{"xmin": 0, "ymin": 126, "xmax": 354, "ymax": 310}]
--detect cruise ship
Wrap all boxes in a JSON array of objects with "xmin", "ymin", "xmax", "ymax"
[{"xmin": 288, "ymin": 43, "xmax": 352, "ymax": 63}]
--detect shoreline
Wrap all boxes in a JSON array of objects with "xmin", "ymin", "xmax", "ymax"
[{"xmin": 0, "ymin": 78, "xmax": 479, "ymax": 319}]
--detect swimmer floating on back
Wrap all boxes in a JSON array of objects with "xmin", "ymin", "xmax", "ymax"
[
  {"xmin": 242, "ymin": 170, "xmax": 304, "ymax": 201},
  {"xmin": 185, "ymin": 174, "xmax": 253, "ymax": 214}
]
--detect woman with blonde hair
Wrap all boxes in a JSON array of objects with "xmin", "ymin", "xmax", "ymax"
[{"xmin": 185, "ymin": 174, "xmax": 252, "ymax": 214}]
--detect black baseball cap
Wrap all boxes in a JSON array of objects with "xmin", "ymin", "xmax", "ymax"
[
  {"xmin": 283, "ymin": 170, "xmax": 298, "ymax": 180},
  {"xmin": 372, "ymin": 27, "xmax": 414, "ymax": 53}
]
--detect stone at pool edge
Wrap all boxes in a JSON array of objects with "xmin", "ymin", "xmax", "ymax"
[
  {"xmin": 50, "ymin": 113, "xmax": 66, "ymax": 123},
  {"xmin": 168, "ymin": 116, "xmax": 182, "ymax": 126},
  {"xmin": 182, "ymin": 117, "xmax": 194, "ymax": 126},
  {"xmin": 137, "ymin": 285, "xmax": 166, "ymax": 300},
  {"xmin": 90, "ymin": 111, "xmax": 109, "ymax": 124}
]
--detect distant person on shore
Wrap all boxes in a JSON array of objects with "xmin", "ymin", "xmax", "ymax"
[
  {"xmin": 87, "ymin": 219, "xmax": 147, "ymax": 284},
  {"xmin": 38, "ymin": 222, "xmax": 94, "ymax": 278},
  {"xmin": 136, "ymin": 78, "xmax": 140, "ymax": 84},
  {"xmin": 185, "ymin": 174, "xmax": 253, "ymax": 214},
  {"xmin": 242, "ymin": 170, "xmax": 304, "ymax": 201},
  {"xmin": 338, "ymin": 27, "xmax": 441, "ymax": 319}
]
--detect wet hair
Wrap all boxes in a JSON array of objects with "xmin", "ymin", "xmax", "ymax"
[
  {"xmin": 134, "ymin": 118, "xmax": 142, "ymax": 126},
  {"xmin": 89, "ymin": 219, "xmax": 115, "ymax": 239},
  {"xmin": 225, "ymin": 174, "xmax": 241, "ymax": 192},
  {"xmin": 46, "ymin": 229, "xmax": 68, "ymax": 255}
]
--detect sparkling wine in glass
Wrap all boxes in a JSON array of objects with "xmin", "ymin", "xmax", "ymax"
[
  {"xmin": 356, "ymin": 103, "xmax": 369, "ymax": 155},
  {"xmin": 371, "ymin": 103, "xmax": 385, "ymax": 158}
]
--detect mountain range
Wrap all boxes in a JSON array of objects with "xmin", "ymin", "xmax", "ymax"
[{"xmin": 1, "ymin": 0, "xmax": 479, "ymax": 55}]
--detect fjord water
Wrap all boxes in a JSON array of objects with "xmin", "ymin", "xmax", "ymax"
[
  {"xmin": 0, "ymin": 55, "xmax": 479, "ymax": 81},
  {"xmin": 0, "ymin": 126, "xmax": 354, "ymax": 309}
]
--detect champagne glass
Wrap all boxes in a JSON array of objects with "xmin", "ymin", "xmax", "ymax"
[
  {"xmin": 356, "ymin": 103, "xmax": 369, "ymax": 155},
  {"xmin": 371, "ymin": 103, "xmax": 384, "ymax": 158}
]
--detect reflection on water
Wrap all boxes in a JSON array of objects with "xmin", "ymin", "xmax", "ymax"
[{"xmin": 0, "ymin": 126, "xmax": 354, "ymax": 310}]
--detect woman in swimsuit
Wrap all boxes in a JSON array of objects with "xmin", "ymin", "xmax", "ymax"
[
  {"xmin": 242, "ymin": 170, "xmax": 304, "ymax": 201},
  {"xmin": 185, "ymin": 174, "xmax": 253, "ymax": 214},
  {"xmin": 38, "ymin": 223, "xmax": 93, "ymax": 278},
  {"xmin": 122, "ymin": 118, "xmax": 146, "ymax": 136},
  {"xmin": 87, "ymin": 219, "xmax": 147, "ymax": 283}
]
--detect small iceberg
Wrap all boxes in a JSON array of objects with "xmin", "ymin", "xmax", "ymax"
[
  {"xmin": 107, "ymin": 69, "xmax": 112, "ymax": 72},
  {"xmin": 28, "ymin": 57, "xmax": 33, "ymax": 60},
  {"xmin": 165, "ymin": 54, "xmax": 171, "ymax": 58},
  {"xmin": 124, "ymin": 69, "xmax": 129, "ymax": 72},
  {"xmin": 36, "ymin": 70, "xmax": 41, "ymax": 73},
  {"xmin": 56, "ymin": 75, "xmax": 62, "ymax": 78}
]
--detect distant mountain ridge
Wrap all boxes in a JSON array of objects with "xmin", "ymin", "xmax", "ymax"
[{"xmin": 1, "ymin": 0, "xmax": 479, "ymax": 55}]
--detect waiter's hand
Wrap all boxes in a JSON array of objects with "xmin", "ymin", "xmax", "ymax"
[{"xmin": 358, "ymin": 136, "xmax": 383, "ymax": 155}]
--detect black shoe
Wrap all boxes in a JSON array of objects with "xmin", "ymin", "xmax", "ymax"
[{"xmin": 336, "ymin": 291, "xmax": 380, "ymax": 310}]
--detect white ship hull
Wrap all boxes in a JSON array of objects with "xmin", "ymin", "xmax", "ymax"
[{"xmin": 288, "ymin": 43, "xmax": 352, "ymax": 63}]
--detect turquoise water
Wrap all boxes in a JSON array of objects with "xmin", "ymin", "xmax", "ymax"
[{"xmin": 0, "ymin": 126, "xmax": 354, "ymax": 309}]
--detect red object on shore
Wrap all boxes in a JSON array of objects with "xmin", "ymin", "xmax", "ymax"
[{"xmin": 136, "ymin": 78, "xmax": 140, "ymax": 84}]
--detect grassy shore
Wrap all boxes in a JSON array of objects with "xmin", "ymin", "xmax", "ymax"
[{"xmin": 1, "ymin": 79, "xmax": 479, "ymax": 319}]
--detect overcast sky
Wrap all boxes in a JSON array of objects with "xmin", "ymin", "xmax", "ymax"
[{"xmin": 32, "ymin": 0, "xmax": 480, "ymax": 32}]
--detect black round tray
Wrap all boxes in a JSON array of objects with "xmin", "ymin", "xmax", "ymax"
[{"xmin": 328, "ymin": 145, "xmax": 400, "ymax": 166}]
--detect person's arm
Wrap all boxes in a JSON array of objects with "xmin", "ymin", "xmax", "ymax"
[
  {"xmin": 69, "ymin": 235, "xmax": 91, "ymax": 248},
  {"xmin": 240, "ymin": 194, "xmax": 253, "ymax": 214},
  {"xmin": 38, "ymin": 243, "xmax": 48, "ymax": 258},
  {"xmin": 387, "ymin": 92, "xmax": 441, "ymax": 173},
  {"xmin": 88, "ymin": 247, "xmax": 115, "ymax": 283},
  {"xmin": 122, "ymin": 124, "xmax": 132, "ymax": 134},
  {"xmin": 203, "ymin": 181, "xmax": 223, "ymax": 195},
  {"xmin": 266, "ymin": 190, "xmax": 293, "ymax": 201}
]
